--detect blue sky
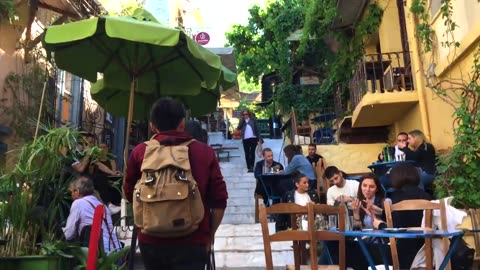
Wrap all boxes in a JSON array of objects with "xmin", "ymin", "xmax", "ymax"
[{"xmin": 144, "ymin": 0, "xmax": 266, "ymax": 47}]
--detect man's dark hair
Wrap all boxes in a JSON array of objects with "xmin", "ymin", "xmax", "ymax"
[
  {"xmin": 308, "ymin": 143, "xmax": 317, "ymax": 148},
  {"xmin": 294, "ymin": 145, "xmax": 302, "ymax": 154},
  {"xmin": 283, "ymin": 144, "xmax": 296, "ymax": 155},
  {"xmin": 262, "ymin": 147, "xmax": 272, "ymax": 156},
  {"xmin": 71, "ymin": 176, "xmax": 95, "ymax": 196},
  {"xmin": 150, "ymin": 97, "xmax": 186, "ymax": 131},
  {"xmin": 397, "ymin": 132, "xmax": 408, "ymax": 137},
  {"xmin": 390, "ymin": 162, "xmax": 420, "ymax": 189},
  {"xmin": 324, "ymin": 166, "xmax": 341, "ymax": 179}
]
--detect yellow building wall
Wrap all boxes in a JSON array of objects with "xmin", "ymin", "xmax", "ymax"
[
  {"xmin": 300, "ymin": 143, "xmax": 384, "ymax": 174},
  {"xmin": 377, "ymin": 0, "xmax": 403, "ymax": 53},
  {"xmin": 402, "ymin": 0, "xmax": 480, "ymax": 151}
]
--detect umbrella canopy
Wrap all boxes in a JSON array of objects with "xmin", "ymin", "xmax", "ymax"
[
  {"xmin": 90, "ymin": 65, "xmax": 237, "ymax": 118},
  {"xmin": 42, "ymin": 8, "xmax": 223, "ymax": 169},
  {"xmin": 43, "ymin": 8, "xmax": 222, "ymax": 94}
]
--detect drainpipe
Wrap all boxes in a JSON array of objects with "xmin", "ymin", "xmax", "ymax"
[{"xmin": 409, "ymin": 5, "xmax": 432, "ymax": 141}]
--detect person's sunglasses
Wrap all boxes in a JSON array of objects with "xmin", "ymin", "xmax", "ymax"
[
  {"xmin": 397, "ymin": 139, "xmax": 407, "ymax": 142},
  {"xmin": 242, "ymin": 113, "xmax": 249, "ymax": 116}
]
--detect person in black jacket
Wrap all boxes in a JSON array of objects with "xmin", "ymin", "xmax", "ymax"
[
  {"xmin": 236, "ymin": 110, "xmax": 261, "ymax": 172},
  {"xmin": 366, "ymin": 162, "xmax": 432, "ymax": 269},
  {"xmin": 275, "ymin": 173, "xmax": 319, "ymax": 232},
  {"xmin": 254, "ymin": 148, "xmax": 284, "ymax": 205},
  {"xmin": 397, "ymin": 130, "xmax": 437, "ymax": 190}
]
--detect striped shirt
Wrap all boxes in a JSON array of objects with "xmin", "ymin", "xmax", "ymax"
[{"xmin": 63, "ymin": 195, "xmax": 120, "ymax": 253}]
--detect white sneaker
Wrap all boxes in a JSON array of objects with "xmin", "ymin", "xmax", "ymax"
[{"xmin": 108, "ymin": 203, "xmax": 121, "ymax": 215}]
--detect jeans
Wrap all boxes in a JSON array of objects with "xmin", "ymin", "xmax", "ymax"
[
  {"xmin": 242, "ymin": 137, "xmax": 258, "ymax": 170},
  {"xmin": 419, "ymin": 171, "xmax": 435, "ymax": 190},
  {"xmin": 139, "ymin": 243, "xmax": 208, "ymax": 270}
]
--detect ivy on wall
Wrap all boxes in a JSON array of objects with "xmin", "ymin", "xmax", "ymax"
[{"xmin": 410, "ymin": 0, "xmax": 480, "ymax": 208}]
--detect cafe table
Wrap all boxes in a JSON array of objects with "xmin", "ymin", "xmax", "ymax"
[
  {"xmin": 257, "ymin": 173, "xmax": 294, "ymax": 206},
  {"xmin": 340, "ymin": 229, "xmax": 464, "ymax": 270}
]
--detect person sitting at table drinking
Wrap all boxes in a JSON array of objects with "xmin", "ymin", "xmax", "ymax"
[
  {"xmin": 276, "ymin": 173, "xmax": 319, "ymax": 231},
  {"xmin": 397, "ymin": 129, "xmax": 437, "ymax": 190},
  {"xmin": 324, "ymin": 166, "xmax": 359, "ymax": 206},
  {"xmin": 351, "ymin": 173, "xmax": 390, "ymax": 230},
  {"xmin": 253, "ymin": 148, "xmax": 284, "ymax": 205},
  {"xmin": 377, "ymin": 132, "xmax": 408, "ymax": 162},
  {"xmin": 278, "ymin": 144, "xmax": 316, "ymax": 186}
]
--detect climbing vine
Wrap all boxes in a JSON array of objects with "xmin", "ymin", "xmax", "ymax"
[
  {"xmin": 0, "ymin": 0, "xmax": 17, "ymax": 24},
  {"xmin": 411, "ymin": 0, "xmax": 480, "ymax": 208}
]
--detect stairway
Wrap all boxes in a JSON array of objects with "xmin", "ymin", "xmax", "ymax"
[{"xmin": 214, "ymin": 138, "xmax": 293, "ymax": 269}]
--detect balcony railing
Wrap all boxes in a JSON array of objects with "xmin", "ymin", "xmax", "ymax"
[{"xmin": 349, "ymin": 51, "xmax": 414, "ymax": 109}]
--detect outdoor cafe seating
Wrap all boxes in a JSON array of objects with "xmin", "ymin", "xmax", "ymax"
[{"xmin": 259, "ymin": 198, "xmax": 463, "ymax": 270}]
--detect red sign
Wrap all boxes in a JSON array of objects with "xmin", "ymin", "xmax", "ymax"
[{"xmin": 195, "ymin": 32, "xmax": 210, "ymax": 45}]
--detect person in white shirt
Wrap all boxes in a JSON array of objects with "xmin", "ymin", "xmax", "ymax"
[
  {"xmin": 324, "ymin": 166, "xmax": 359, "ymax": 206},
  {"xmin": 236, "ymin": 110, "xmax": 261, "ymax": 173},
  {"xmin": 64, "ymin": 176, "xmax": 120, "ymax": 253}
]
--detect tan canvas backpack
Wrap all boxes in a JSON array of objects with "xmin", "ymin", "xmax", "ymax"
[{"xmin": 133, "ymin": 139, "xmax": 205, "ymax": 237}]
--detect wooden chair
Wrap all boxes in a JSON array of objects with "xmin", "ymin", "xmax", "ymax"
[
  {"xmin": 307, "ymin": 204, "xmax": 347, "ymax": 270},
  {"xmin": 259, "ymin": 203, "xmax": 309, "ymax": 270},
  {"xmin": 384, "ymin": 199, "xmax": 450, "ymax": 270},
  {"xmin": 312, "ymin": 162, "xmax": 328, "ymax": 204},
  {"xmin": 469, "ymin": 209, "xmax": 480, "ymax": 264}
]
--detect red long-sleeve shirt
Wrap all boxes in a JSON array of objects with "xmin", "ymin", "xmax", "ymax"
[{"xmin": 124, "ymin": 131, "xmax": 228, "ymax": 246}]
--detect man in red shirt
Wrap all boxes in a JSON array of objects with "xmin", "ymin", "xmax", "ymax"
[{"xmin": 124, "ymin": 97, "xmax": 228, "ymax": 270}]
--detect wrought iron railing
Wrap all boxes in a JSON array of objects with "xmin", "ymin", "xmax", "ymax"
[
  {"xmin": 70, "ymin": 0, "xmax": 105, "ymax": 17},
  {"xmin": 349, "ymin": 51, "xmax": 414, "ymax": 109}
]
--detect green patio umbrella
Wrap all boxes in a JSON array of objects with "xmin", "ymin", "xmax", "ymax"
[
  {"xmin": 42, "ymin": 8, "xmax": 222, "ymax": 167},
  {"xmin": 90, "ymin": 65, "xmax": 237, "ymax": 118}
]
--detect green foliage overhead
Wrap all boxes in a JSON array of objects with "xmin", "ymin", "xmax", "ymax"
[
  {"xmin": 226, "ymin": 0, "xmax": 383, "ymax": 118},
  {"xmin": 238, "ymin": 72, "xmax": 261, "ymax": 92},
  {"xmin": 0, "ymin": 0, "xmax": 17, "ymax": 24},
  {"xmin": 225, "ymin": 0, "xmax": 308, "ymax": 84}
]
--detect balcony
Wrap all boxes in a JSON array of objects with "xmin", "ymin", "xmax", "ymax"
[{"xmin": 349, "ymin": 51, "xmax": 419, "ymax": 128}]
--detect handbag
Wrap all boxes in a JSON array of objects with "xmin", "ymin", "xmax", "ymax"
[{"xmin": 450, "ymin": 238, "xmax": 474, "ymax": 269}]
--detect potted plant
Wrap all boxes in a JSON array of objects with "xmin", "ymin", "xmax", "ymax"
[{"xmin": 0, "ymin": 126, "xmax": 81, "ymax": 269}]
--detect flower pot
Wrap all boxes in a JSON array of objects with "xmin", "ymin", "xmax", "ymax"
[{"xmin": 0, "ymin": 256, "xmax": 63, "ymax": 270}]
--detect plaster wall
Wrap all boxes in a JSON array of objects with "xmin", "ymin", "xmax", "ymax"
[{"xmin": 299, "ymin": 143, "xmax": 384, "ymax": 174}]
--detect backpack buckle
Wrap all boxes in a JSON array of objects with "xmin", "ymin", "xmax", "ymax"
[
  {"xmin": 144, "ymin": 171, "xmax": 156, "ymax": 185},
  {"xmin": 176, "ymin": 170, "xmax": 189, "ymax": 182}
]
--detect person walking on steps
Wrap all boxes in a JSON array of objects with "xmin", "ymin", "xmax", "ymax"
[{"xmin": 236, "ymin": 109, "xmax": 261, "ymax": 173}]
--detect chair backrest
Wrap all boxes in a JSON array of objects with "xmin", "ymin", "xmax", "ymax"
[
  {"xmin": 469, "ymin": 209, "xmax": 480, "ymax": 261},
  {"xmin": 307, "ymin": 203, "xmax": 346, "ymax": 270},
  {"xmin": 313, "ymin": 162, "xmax": 328, "ymax": 204},
  {"xmin": 259, "ymin": 203, "xmax": 309, "ymax": 270},
  {"xmin": 384, "ymin": 199, "xmax": 449, "ymax": 270}
]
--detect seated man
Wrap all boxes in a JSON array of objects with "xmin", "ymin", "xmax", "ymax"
[
  {"xmin": 378, "ymin": 132, "xmax": 409, "ymax": 189},
  {"xmin": 254, "ymin": 148, "xmax": 284, "ymax": 204},
  {"xmin": 325, "ymin": 166, "xmax": 359, "ymax": 206},
  {"xmin": 306, "ymin": 143, "xmax": 325, "ymax": 168},
  {"xmin": 64, "ymin": 176, "xmax": 120, "ymax": 253}
]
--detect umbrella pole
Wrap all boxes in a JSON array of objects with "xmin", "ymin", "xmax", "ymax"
[{"xmin": 123, "ymin": 79, "xmax": 136, "ymax": 176}]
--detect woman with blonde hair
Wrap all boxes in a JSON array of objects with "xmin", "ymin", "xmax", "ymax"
[
  {"xmin": 397, "ymin": 129, "xmax": 436, "ymax": 189},
  {"xmin": 236, "ymin": 109, "xmax": 261, "ymax": 172}
]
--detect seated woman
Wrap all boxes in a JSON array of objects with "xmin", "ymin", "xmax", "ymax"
[
  {"xmin": 376, "ymin": 162, "xmax": 432, "ymax": 269},
  {"xmin": 275, "ymin": 173, "xmax": 319, "ymax": 231},
  {"xmin": 279, "ymin": 144, "xmax": 316, "ymax": 187},
  {"xmin": 351, "ymin": 173, "xmax": 390, "ymax": 230},
  {"xmin": 397, "ymin": 129, "xmax": 436, "ymax": 190}
]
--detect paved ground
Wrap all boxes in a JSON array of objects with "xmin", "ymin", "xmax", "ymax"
[{"xmin": 121, "ymin": 135, "xmax": 292, "ymax": 269}]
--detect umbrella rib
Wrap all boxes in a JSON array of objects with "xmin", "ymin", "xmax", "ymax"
[
  {"xmin": 175, "ymin": 46, "xmax": 204, "ymax": 81},
  {"xmin": 139, "ymin": 52, "xmax": 181, "ymax": 76},
  {"xmin": 91, "ymin": 38, "xmax": 129, "ymax": 75}
]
